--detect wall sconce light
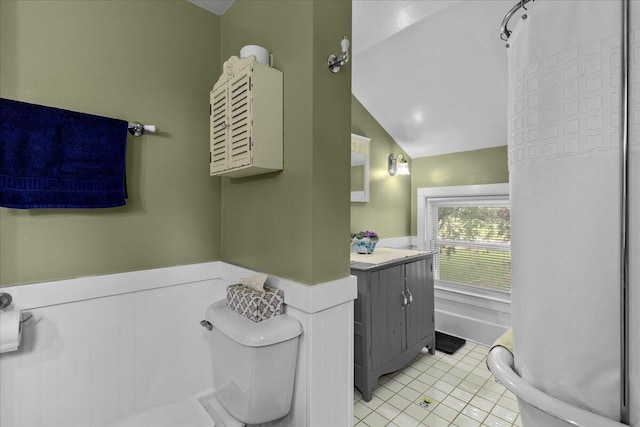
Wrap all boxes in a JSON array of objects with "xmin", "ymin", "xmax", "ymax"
[
  {"xmin": 327, "ymin": 37, "xmax": 350, "ymax": 73},
  {"xmin": 388, "ymin": 153, "xmax": 410, "ymax": 176}
]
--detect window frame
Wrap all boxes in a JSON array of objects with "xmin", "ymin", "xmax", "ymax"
[{"xmin": 417, "ymin": 184, "xmax": 511, "ymax": 302}]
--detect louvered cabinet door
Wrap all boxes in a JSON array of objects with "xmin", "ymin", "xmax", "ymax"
[
  {"xmin": 210, "ymin": 82, "xmax": 229, "ymax": 174},
  {"xmin": 228, "ymin": 69, "xmax": 252, "ymax": 169},
  {"xmin": 209, "ymin": 55, "xmax": 282, "ymax": 178}
]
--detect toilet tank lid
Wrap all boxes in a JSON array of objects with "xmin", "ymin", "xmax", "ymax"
[{"xmin": 205, "ymin": 300, "xmax": 302, "ymax": 347}]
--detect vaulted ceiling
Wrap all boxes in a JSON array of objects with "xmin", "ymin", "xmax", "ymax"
[
  {"xmin": 352, "ymin": 0, "xmax": 510, "ymax": 159},
  {"xmin": 188, "ymin": 0, "xmax": 234, "ymax": 16},
  {"xmin": 190, "ymin": 0, "xmax": 511, "ymax": 159}
]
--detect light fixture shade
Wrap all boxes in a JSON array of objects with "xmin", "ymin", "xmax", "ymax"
[
  {"xmin": 388, "ymin": 153, "xmax": 410, "ymax": 176},
  {"xmin": 396, "ymin": 160, "xmax": 410, "ymax": 175}
]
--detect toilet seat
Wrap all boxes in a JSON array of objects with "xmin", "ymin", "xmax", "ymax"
[
  {"xmin": 110, "ymin": 396, "xmax": 215, "ymax": 427},
  {"xmin": 109, "ymin": 391, "xmax": 247, "ymax": 427},
  {"xmin": 198, "ymin": 391, "xmax": 245, "ymax": 427}
]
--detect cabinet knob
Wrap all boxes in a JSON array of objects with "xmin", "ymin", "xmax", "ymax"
[
  {"xmin": 406, "ymin": 289, "xmax": 413, "ymax": 304},
  {"xmin": 401, "ymin": 290, "xmax": 408, "ymax": 307}
]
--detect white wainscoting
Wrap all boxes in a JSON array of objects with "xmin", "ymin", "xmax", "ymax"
[
  {"xmin": 377, "ymin": 236, "xmax": 415, "ymax": 249},
  {"xmin": 0, "ymin": 262, "xmax": 357, "ymax": 427},
  {"xmin": 434, "ymin": 283, "xmax": 511, "ymax": 346}
]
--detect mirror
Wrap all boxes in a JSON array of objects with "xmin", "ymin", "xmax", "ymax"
[{"xmin": 351, "ymin": 134, "xmax": 370, "ymax": 202}]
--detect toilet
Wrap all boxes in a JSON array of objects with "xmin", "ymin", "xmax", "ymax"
[{"xmin": 202, "ymin": 299, "xmax": 303, "ymax": 426}]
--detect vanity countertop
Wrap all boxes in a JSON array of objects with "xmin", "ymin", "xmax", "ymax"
[{"xmin": 350, "ymin": 247, "xmax": 434, "ymax": 270}]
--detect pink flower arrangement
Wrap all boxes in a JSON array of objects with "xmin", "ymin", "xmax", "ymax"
[{"xmin": 351, "ymin": 230, "xmax": 379, "ymax": 240}]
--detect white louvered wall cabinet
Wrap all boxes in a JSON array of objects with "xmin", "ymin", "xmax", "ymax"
[{"xmin": 210, "ymin": 56, "xmax": 283, "ymax": 178}]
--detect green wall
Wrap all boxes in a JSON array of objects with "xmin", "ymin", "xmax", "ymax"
[
  {"xmin": 410, "ymin": 146, "xmax": 509, "ymax": 234},
  {"xmin": 0, "ymin": 1, "xmax": 222, "ymax": 286},
  {"xmin": 219, "ymin": 0, "xmax": 351, "ymax": 284},
  {"xmin": 351, "ymin": 96, "xmax": 411, "ymax": 239},
  {"xmin": 1, "ymin": 0, "xmax": 502, "ymax": 288},
  {"xmin": 350, "ymin": 95, "xmax": 508, "ymax": 241}
]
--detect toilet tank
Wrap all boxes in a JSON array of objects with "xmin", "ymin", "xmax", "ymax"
[{"xmin": 204, "ymin": 300, "xmax": 303, "ymax": 425}]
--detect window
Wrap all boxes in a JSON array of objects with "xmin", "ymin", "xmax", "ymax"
[{"xmin": 418, "ymin": 184, "xmax": 511, "ymax": 294}]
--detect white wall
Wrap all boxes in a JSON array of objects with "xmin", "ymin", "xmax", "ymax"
[
  {"xmin": 434, "ymin": 286, "xmax": 511, "ymax": 347},
  {"xmin": 0, "ymin": 262, "xmax": 356, "ymax": 427}
]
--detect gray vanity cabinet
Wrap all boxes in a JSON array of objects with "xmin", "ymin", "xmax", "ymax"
[{"xmin": 351, "ymin": 253, "xmax": 435, "ymax": 402}]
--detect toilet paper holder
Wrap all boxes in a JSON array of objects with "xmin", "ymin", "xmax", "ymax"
[
  {"xmin": 0, "ymin": 293, "xmax": 33, "ymax": 324},
  {"xmin": 0, "ymin": 293, "xmax": 11, "ymax": 310}
]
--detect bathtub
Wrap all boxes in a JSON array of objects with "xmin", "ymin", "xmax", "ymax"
[{"xmin": 487, "ymin": 346, "xmax": 627, "ymax": 427}]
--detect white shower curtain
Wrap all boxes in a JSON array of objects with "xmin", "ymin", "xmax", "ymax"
[{"xmin": 508, "ymin": 1, "xmax": 626, "ymax": 426}]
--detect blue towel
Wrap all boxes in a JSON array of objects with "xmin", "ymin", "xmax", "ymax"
[{"xmin": 0, "ymin": 98, "xmax": 128, "ymax": 209}]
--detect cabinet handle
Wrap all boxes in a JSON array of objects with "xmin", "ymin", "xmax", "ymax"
[
  {"xmin": 401, "ymin": 290, "xmax": 408, "ymax": 307},
  {"xmin": 406, "ymin": 289, "xmax": 413, "ymax": 304},
  {"xmin": 199, "ymin": 320, "xmax": 213, "ymax": 331}
]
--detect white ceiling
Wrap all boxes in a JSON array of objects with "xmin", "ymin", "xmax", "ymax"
[
  {"xmin": 188, "ymin": 0, "xmax": 234, "ymax": 15},
  {"xmin": 353, "ymin": 0, "xmax": 509, "ymax": 158},
  {"xmin": 189, "ymin": 0, "xmax": 511, "ymax": 159}
]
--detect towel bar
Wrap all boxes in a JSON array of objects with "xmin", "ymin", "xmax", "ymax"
[
  {"xmin": 487, "ymin": 346, "xmax": 627, "ymax": 427},
  {"xmin": 127, "ymin": 122, "xmax": 157, "ymax": 137}
]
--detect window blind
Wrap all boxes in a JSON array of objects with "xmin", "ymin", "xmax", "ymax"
[{"xmin": 426, "ymin": 197, "xmax": 511, "ymax": 292}]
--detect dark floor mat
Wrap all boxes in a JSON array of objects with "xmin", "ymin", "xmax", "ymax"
[{"xmin": 435, "ymin": 331, "xmax": 466, "ymax": 355}]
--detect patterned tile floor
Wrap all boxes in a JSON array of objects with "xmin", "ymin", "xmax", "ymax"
[{"xmin": 353, "ymin": 342, "xmax": 521, "ymax": 427}]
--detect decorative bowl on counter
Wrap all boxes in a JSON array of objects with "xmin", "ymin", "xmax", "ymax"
[
  {"xmin": 351, "ymin": 230, "xmax": 379, "ymax": 254},
  {"xmin": 352, "ymin": 238, "xmax": 378, "ymax": 254}
]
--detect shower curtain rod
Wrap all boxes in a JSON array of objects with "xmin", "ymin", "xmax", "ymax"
[{"xmin": 500, "ymin": 0, "xmax": 534, "ymax": 42}]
